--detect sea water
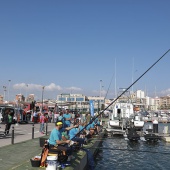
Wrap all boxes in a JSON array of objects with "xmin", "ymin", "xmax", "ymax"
[{"xmin": 94, "ymin": 123, "xmax": 170, "ymax": 170}]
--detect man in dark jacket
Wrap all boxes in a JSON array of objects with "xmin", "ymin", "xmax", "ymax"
[{"xmin": 4, "ymin": 109, "xmax": 12, "ymax": 136}]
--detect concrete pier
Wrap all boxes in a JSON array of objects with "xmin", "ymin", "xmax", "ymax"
[{"xmin": 0, "ymin": 130, "xmax": 105, "ymax": 170}]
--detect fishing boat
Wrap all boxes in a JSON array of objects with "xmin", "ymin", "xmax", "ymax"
[
  {"xmin": 106, "ymin": 101, "xmax": 134, "ymax": 135},
  {"xmin": 106, "ymin": 96, "xmax": 145, "ymax": 136}
]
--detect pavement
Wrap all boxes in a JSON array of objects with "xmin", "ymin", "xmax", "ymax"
[
  {"xmin": 0, "ymin": 122, "xmax": 55, "ymax": 170},
  {"xmin": 0, "ymin": 120, "xmax": 107, "ymax": 170},
  {"xmin": 0, "ymin": 122, "xmax": 55, "ymax": 147}
]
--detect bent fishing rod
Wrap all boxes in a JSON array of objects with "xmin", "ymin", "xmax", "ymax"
[
  {"xmin": 85, "ymin": 147, "xmax": 170, "ymax": 155},
  {"xmin": 71, "ymin": 49, "xmax": 170, "ymax": 140}
]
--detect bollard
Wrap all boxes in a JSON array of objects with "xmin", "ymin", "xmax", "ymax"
[
  {"xmin": 153, "ymin": 120, "xmax": 158, "ymax": 133},
  {"xmin": 32, "ymin": 124, "xmax": 34, "ymax": 139},
  {"xmin": 11, "ymin": 126, "xmax": 14, "ymax": 144},
  {"xmin": 46, "ymin": 122, "xmax": 48, "ymax": 136}
]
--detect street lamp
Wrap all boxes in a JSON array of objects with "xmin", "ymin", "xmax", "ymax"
[
  {"xmin": 42, "ymin": 86, "xmax": 45, "ymax": 112},
  {"xmin": 3, "ymin": 86, "xmax": 7, "ymax": 103},
  {"xmin": 100, "ymin": 80, "xmax": 102, "ymax": 111},
  {"xmin": 25, "ymin": 84, "xmax": 28, "ymax": 102},
  {"xmin": 8, "ymin": 80, "xmax": 11, "ymax": 103}
]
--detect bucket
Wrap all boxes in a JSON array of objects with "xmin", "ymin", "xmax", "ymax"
[
  {"xmin": 46, "ymin": 156, "xmax": 58, "ymax": 170},
  {"xmin": 47, "ymin": 155, "xmax": 58, "ymax": 161}
]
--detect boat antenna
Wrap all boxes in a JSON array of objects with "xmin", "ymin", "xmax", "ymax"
[{"xmin": 71, "ymin": 49, "xmax": 170, "ymax": 140}]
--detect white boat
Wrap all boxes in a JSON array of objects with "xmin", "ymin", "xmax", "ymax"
[
  {"xmin": 106, "ymin": 101, "xmax": 134, "ymax": 135},
  {"xmin": 106, "ymin": 101, "xmax": 145, "ymax": 135}
]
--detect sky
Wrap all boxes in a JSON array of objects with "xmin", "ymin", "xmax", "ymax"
[{"xmin": 0, "ymin": 0, "xmax": 170, "ymax": 101}]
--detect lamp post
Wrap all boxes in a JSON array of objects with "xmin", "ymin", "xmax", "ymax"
[
  {"xmin": 8, "ymin": 80, "xmax": 11, "ymax": 103},
  {"xmin": 100, "ymin": 80, "xmax": 102, "ymax": 111},
  {"xmin": 25, "ymin": 84, "xmax": 28, "ymax": 102},
  {"xmin": 3, "ymin": 86, "xmax": 7, "ymax": 103},
  {"xmin": 42, "ymin": 86, "xmax": 45, "ymax": 112},
  {"xmin": 102, "ymin": 85, "xmax": 105, "ymax": 109}
]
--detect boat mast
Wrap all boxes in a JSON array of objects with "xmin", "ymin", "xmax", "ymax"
[
  {"xmin": 115, "ymin": 58, "xmax": 117, "ymax": 98},
  {"xmin": 132, "ymin": 57, "xmax": 134, "ymax": 93}
]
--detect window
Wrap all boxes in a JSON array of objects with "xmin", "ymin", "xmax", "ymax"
[{"xmin": 76, "ymin": 98, "xmax": 84, "ymax": 101}]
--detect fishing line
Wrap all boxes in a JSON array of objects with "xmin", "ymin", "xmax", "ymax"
[
  {"xmin": 87, "ymin": 147, "xmax": 170, "ymax": 155},
  {"xmin": 71, "ymin": 49, "xmax": 170, "ymax": 140}
]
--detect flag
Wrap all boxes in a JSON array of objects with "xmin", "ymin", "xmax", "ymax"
[{"xmin": 89, "ymin": 100, "xmax": 94, "ymax": 117}]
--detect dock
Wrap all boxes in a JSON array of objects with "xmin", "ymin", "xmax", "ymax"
[{"xmin": 0, "ymin": 130, "xmax": 106, "ymax": 170}]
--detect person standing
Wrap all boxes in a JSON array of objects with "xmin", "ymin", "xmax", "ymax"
[
  {"xmin": 86, "ymin": 113, "xmax": 91, "ymax": 123},
  {"xmin": 54, "ymin": 112, "xmax": 59, "ymax": 123},
  {"xmin": 39, "ymin": 113, "xmax": 45, "ymax": 134},
  {"xmin": 4, "ymin": 109, "xmax": 12, "ymax": 136},
  {"xmin": 33, "ymin": 110, "xmax": 38, "ymax": 123},
  {"xmin": 63, "ymin": 110, "xmax": 71, "ymax": 127}
]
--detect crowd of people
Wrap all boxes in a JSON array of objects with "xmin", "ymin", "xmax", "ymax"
[
  {"xmin": 41, "ymin": 109, "xmax": 102, "ymax": 164},
  {"xmin": 2, "ymin": 108, "xmax": 102, "ymax": 167}
]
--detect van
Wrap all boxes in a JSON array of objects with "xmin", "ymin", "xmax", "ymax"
[{"xmin": 0, "ymin": 105, "xmax": 16, "ymax": 124}]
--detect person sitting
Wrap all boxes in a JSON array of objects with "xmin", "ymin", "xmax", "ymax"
[
  {"xmin": 85, "ymin": 120, "xmax": 97, "ymax": 137},
  {"xmin": 48, "ymin": 121, "xmax": 78, "ymax": 161},
  {"xmin": 93, "ymin": 117, "xmax": 101, "ymax": 134},
  {"xmin": 68, "ymin": 122, "xmax": 85, "ymax": 148}
]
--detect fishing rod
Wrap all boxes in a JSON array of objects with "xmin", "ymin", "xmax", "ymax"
[
  {"xmin": 85, "ymin": 147, "xmax": 170, "ymax": 155},
  {"xmin": 71, "ymin": 49, "xmax": 170, "ymax": 140}
]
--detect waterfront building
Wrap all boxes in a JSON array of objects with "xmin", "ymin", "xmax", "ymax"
[{"xmin": 56, "ymin": 93, "xmax": 89, "ymax": 112}]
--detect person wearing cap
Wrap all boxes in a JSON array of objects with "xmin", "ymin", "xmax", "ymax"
[{"xmin": 48, "ymin": 121, "xmax": 78, "ymax": 159}]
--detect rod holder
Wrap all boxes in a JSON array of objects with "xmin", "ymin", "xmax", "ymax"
[{"xmin": 11, "ymin": 126, "xmax": 14, "ymax": 144}]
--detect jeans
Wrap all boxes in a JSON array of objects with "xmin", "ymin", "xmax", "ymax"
[
  {"xmin": 71, "ymin": 137, "xmax": 85, "ymax": 147},
  {"xmin": 4, "ymin": 123, "xmax": 11, "ymax": 135},
  {"xmin": 40, "ymin": 123, "xmax": 44, "ymax": 132}
]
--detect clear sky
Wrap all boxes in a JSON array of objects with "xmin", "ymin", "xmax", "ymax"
[{"xmin": 0, "ymin": 0, "xmax": 170, "ymax": 101}]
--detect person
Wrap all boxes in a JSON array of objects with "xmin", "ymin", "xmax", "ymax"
[
  {"xmin": 39, "ymin": 113, "xmax": 45, "ymax": 134},
  {"xmin": 48, "ymin": 121, "xmax": 78, "ymax": 161},
  {"xmin": 63, "ymin": 110, "xmax": 71, "ymax": 127},
  {"xmin": 68, "ymin": 122, "xmax": 85, "ymax": 148},
  {"xmin": 86, "ymin": 121, "xmax": 96, "ymax": 136},
  {"xmin": 4, "ymin": 109, "xmax": 13, "ymax": 136},
  {"xmin": 48, "ymin": 111, "xmax": 52, "ymax": 123},
  {"xmin": 93, "ymin": 117, "xmax": 101, "ymax": 134},
  {"xmin": 33, "ymin": 110, "xmax": 38, "ymax": 123},
  {"xmin": 58, "ymin": 112, "xmax": 65, "ymax": 126},
  {"xmin": 54, "ymin": 112, "xmax": 59, "ymax": 123},
  {"xmin": 71, "ymin": 112, "xmax": 75, "ymax": 125},
  {"xmin": 86, "ymin": 113, "xmax": 91, "ymax": 123},
  {"xmin": 51, "ymin": 111, "xmax": 54, "ymax": 123}
]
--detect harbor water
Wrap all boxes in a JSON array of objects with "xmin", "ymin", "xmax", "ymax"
[{"xmin": 95, "ymin": 122, "xmax": 170, "ymax": 170}]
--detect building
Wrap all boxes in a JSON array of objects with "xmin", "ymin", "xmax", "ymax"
[
  {"xmin": 15, "ymin": 94, "xmax": 25, "ymax": 102},
  {"xmin": 56, "ymin": 93, "xmax": 89, "ymax": 112}
]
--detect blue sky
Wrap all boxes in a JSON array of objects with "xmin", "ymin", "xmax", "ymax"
[{"xmin": 0, "ymin": 0, "xmax": 170, "ymax": 101}]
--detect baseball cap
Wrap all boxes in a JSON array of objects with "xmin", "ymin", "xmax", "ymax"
[{"xmin": 56, "ymin": 122, "xmax": 63, "ymax": 126}]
